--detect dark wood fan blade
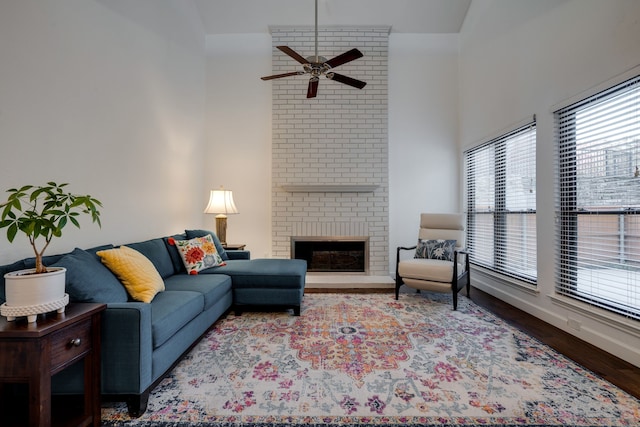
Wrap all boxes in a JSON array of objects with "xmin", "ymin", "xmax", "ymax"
[
  {"xmin": 327, "ymin": 72, "xmax": 367, "ymax": 89},
  {"xmin": 324, "ymin": 48, "xmax": 363, "ymax": 69},
  {"xmin": 277, "ymin": 46, "xmax": 310, "ymax": 65},
  {"xmin": 261, "ymin": 71, "xmax": 303, "ymax": 81},
  {"xmin": 307, "ymin": 78, "xmax": 319, "ymax": 98}
]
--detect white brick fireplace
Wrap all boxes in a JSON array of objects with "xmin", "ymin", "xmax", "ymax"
[{"xmin": 269, "ymin": 26, "xmax": 390, "ymax": 278}]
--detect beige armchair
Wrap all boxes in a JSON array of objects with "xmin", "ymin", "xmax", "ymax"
[{"xmin": 395, "ymin": 213, "xmax": 470, "ymax": 310}]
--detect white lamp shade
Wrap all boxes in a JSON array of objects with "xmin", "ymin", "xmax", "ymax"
[{"xmin": 204, "ymin": 189, "xmax": 238, "ymax": 215}]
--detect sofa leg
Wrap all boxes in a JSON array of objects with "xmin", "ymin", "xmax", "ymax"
[
  {"xmin": 232, "ymin": 304, "xmax": 243, "ymax": 316},
  {"xmin": 126, "ymin": 391, "xmax": 149, "ymax": 418},
  {"xmin": 293, "ymin": 306, "xmax": 300, "ymax": 316}
]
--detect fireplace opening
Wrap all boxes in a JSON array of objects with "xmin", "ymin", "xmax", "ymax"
[{"xmin": 291, "ymin": 237, "xmax": 369, "ymax": 273}]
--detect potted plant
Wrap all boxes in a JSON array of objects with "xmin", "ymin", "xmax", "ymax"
[{"xmin": 0, "ymin": 182, "xmax": 102, "ymax": 321}]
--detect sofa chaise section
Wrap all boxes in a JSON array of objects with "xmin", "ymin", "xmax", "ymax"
[{"xmin": 201, "ymin": 258, "xmax": 307, "ymax": 315}]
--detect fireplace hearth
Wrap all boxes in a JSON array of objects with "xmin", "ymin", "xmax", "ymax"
[{"xmin": 291, "ymin": 237, "xmax": 369, "ymax": 274}]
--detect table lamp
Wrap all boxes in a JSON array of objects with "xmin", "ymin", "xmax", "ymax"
[{"xmin": 203, "ymin": 187, "xmax": 238, "ymax": 246}]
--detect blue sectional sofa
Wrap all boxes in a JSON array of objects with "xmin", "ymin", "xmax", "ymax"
[{"xmin": 0, "ymin": 229, "xmax": 306, "ymax": 417}]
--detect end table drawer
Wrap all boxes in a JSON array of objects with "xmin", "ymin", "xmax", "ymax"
[{"xmin": 50, "ymin": 318, "xmax": 92, "ymax": 371}]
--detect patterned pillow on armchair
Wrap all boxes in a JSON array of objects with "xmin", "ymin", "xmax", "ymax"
[{"xmin": 415, "ymin": 239, "xmax": 457, "ymax": 261}]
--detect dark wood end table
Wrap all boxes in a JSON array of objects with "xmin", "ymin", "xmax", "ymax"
[
  {"xmin": 223, "ymin": 243, "xmax": 246, "ymax": 250},
  {"xmin": 0, "ymin": 302, "xmax": 106, "ymax": 427}
]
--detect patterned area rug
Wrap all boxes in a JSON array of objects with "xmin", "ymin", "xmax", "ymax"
[{"xmin": 101, "ymin": 293, "xmax": 640, "ymax": 426}]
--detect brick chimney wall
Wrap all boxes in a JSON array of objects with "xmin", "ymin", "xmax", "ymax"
[{"xmin": 269, "ymin": 26, "xmax": 389, "ymax": 275}]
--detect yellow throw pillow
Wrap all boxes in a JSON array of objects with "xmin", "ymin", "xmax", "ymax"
[{"xmin": 97, "ymin": 245, "xmax": 165, "ymax": 303}]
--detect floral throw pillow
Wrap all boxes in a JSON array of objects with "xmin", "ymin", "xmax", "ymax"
[
  {"xmin": 415, "ymin": 239, "xmax": 457, "ymax": 261},
  {"xmin": 173, "ymin": 234, "xmax": 225, "ymax": 274}
]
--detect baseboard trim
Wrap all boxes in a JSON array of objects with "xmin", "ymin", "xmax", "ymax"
[
  {"xmin": 305, "ymin": 274, "xmax": 395, "ymax": 290},
  {"xmin": 305, "ymin": 288, "xmax": 394, "ymax": 294}
]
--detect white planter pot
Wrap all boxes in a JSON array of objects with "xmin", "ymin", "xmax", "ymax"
[{"xmin": 1, "ymin": 267, "xmax": 68, "ymax": 322}]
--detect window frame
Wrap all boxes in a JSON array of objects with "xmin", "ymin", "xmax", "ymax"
[
  {"xmin": 554, "ymin": 73, "xmax": 640, "ymax": 321},
  {"xmin": 464, "ymin": 119, "xmax": 538, "ymax": 285}
]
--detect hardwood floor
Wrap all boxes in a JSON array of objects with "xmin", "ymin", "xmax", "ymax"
[{"xmin": 469, "ymin": 286, "xmax": 640, "ymax": 400}]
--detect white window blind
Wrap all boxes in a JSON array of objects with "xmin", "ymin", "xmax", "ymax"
[
  {"xmin": 555, "ymin": 75, "xmax": 640, "ymax": 320},
  {"xmin": 464, "ymin": 120, "xmax": 537, "ymax": 283}
]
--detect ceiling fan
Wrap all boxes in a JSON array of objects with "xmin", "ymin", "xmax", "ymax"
[{"xmin": 260, "ymin": 0, "xmax": 367, "ymax": 99}]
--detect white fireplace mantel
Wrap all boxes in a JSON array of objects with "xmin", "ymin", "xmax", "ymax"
[{"xmin": 280, "ymin": 184, "xmax": 379, "ymax": 193}]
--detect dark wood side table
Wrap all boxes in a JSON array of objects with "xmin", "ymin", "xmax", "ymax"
[
  {"xmin": 0, "ymin": 303, "xmax": 106, "ymax": 427},
  {"xmin": 223, "ymin": 243, "xmax": 246, "ymax": 250}
]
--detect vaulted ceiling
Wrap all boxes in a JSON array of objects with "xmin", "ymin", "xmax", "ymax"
[{"xmin": 193, "ymin": 0, "xmax": 472, "ymax": 34}]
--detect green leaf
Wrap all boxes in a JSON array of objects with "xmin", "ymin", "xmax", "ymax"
[
  {"xmin": 30, "ymin": 221, "xmax": 39, "ymax": 238},
  {"xmin": 7, "ymin": 223, "xmax": 18, "ymax": 242},
  {"xmin": 10, "ymin": 198, "xmax": 22, "ymax": 211},
  {"xmin": 70, "ymin": 198, "xmax": 85, "ymax": 208},
  {"xmin": 30, "ymin": 187, "xmax": 47, "ymax": 201},
  {"xmin": 1, "ymin": 203, "xmax": 13, "ymax": 220}
]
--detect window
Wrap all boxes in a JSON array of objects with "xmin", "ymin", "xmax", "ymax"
[
  {"xmin": 464, "ymin": 120, "xmax": 537, "ymax": 283},
  {"xmin": 555, "ymin": 75, "xmax": 640, "ymax": 320}
]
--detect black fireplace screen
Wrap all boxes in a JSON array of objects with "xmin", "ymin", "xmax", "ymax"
[{"xmin": 292, "ymin": 240, "xmax": 366, "ymax": 272}]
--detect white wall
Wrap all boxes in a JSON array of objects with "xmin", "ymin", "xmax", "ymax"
[
  {"xmin": 389, "ymin": 34, "xmax": 460, "ymax": 273},
  {"xmin": 459, "ymin": 0, "xmax": 640, "ymax": 366},
  {"xmin": 0, "ymin": 0, "xmax": 207, "ymax": 264},
  {"xmin": 204, "ymin": 34, "xmax": 273, "ymax": 259}
]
